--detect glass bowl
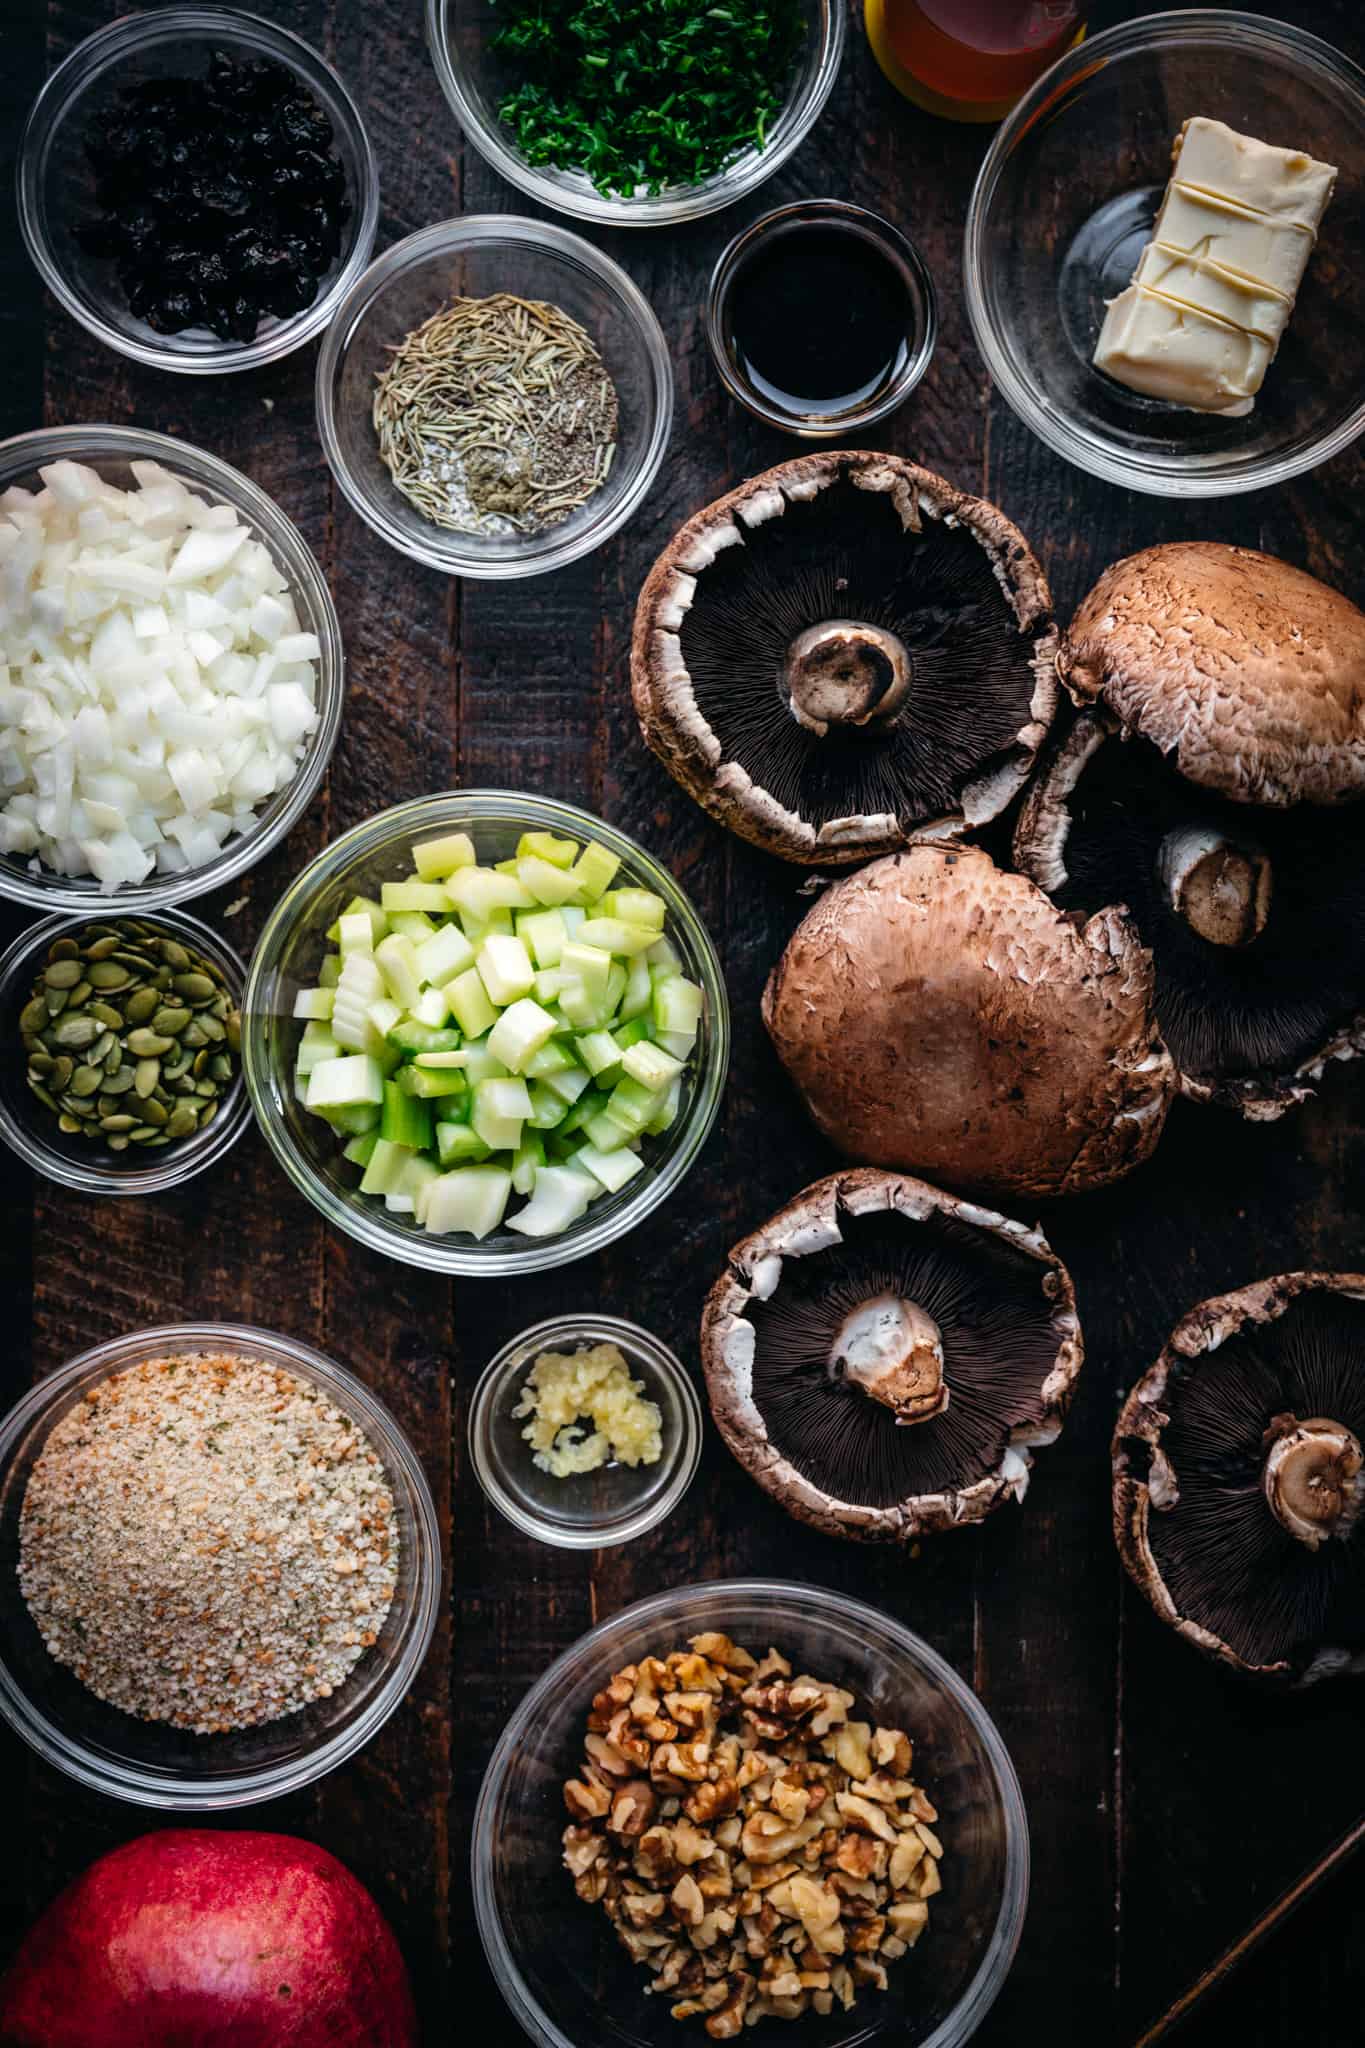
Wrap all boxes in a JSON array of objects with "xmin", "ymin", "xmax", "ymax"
[
  {"xmin": 425, "ymin": 0, "xmax": 845, "ymax": 229},
  {"xmin": 468, "ymin": 1314, "xmax": 702, "ymax": 1549},
  {"xmin": 473, "ymin": 1579, "xmax": 1028, "ymax": 2048},
  {"xmin": 316, "ymin": 217, "xmax": 674, "ymax": 579},
  {"xmin": 964, "ymin": 10, "xmax": 1365, "ymax": 496},
  {"xmin": 0, "ymin": 1322, "xmax": 442, "ymax": 1810},
  {"xmin": 17, "ymin": 6, "xmax": 379, "ymax": 374},
  {"xmin": 0, "ymin": 426, "xmax": 345, "ymax": 912},
  {"xmin": 706, "ymin": 199, "xmax": 938, "ymax": 435},
  {"xmin": 241, "ymin": 792, "xmax": 730, "ymax": 1275},
  {"xmin": 0, "ymin": 907, "xmax": 250, "ymax": 1197}
]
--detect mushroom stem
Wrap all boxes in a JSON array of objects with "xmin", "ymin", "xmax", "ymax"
[
  {"xmin": 1262, "ymin": 1414, "xmax": 1364, "ymax": 1550},
  {"xmin": 1158, "ymin": 825, "xmax": 1273, "ymax": 947},
  {"xmin": 782, "ymin": 621, "xmax": 912, "ymax": 738},
  {"xmin": 828, "ymin": 1292, "xmax": 948, "ymax": 1427}
]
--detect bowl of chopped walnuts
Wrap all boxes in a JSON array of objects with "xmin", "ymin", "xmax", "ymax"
[{"xmin": 473, "ymin": 1580, "xmax": 1027, "ymax": 2047}]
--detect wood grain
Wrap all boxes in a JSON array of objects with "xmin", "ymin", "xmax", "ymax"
[{"xmin": 3, "ymin": 2, "xmax": 1365, "ymax": 2042}]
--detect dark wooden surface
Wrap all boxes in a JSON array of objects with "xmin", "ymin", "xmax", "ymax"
[{"xmin": 2, "ymin": 3, "xmax": 1363, "ymax": 2043}]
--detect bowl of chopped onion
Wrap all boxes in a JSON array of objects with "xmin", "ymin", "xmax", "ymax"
[
  {"xmin": 241, "ymin": 792, "xmax": 729, "ymax": 1274},
  {"xmin": 425, "ymin": 0, "xmax": 845, "ymax": 229},
  {"xmin": 0, "ymin": 426, "xmax": 344, "ymax": 911}
]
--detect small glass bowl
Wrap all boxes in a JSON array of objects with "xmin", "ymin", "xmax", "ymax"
[
  {"xmin": 474, "ymin": 1580, "xmax": 1028, "ymax": 2048},
  {"xmin": 0, "ymin": 908, "xmax": 250, "ymax": 1198},
  {"xmin": 706, "ymin": 199, "xmax": 938, "ymax": 436},
  {"xmin": 242, "ymin": 792, "xmax": 729, "ymax": 1276},
  {"xmin": 425, "ymin": 0, "xmax": 844, "ymax": 229},
  {"xmin": 0, "ymin": 1322, "xmax": 442, "ymax": 1809},
  {"xmin": 0, "ymin": 426, "xmax": 345, "ymax": 912},
  {"xmin": 316, "ymin": 217, "xmax": 673, "ymax": 579},
  {"xmin": 468, "ymin": 1315, "xmax": 702, "ymax": 1549},
  {"xmin": 964, "ymin": 10, "xmax": 1365, "ymax": 497},
  {"xmin": 17, "ymin": 6, "xmax": 379, "ymax": 374}
]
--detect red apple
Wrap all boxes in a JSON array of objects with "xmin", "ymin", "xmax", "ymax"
[{"xmin": 0, "ymin": 1830, "xmax": 418, "ymax": 2047}]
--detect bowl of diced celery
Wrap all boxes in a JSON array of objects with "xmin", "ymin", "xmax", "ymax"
[{"xmin": 241, "ymin": 792, "xmax": 729, "ymax": 1272}]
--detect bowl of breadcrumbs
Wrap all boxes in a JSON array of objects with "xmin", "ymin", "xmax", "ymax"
[{"xmin": 0, "ymin": 1321, "xmax": 441, "ymax": 1808}]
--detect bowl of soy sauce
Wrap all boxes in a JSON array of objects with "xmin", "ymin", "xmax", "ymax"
[{"xmin": 706, "ymin": 199, "xmax": 937, "ymax": 436}]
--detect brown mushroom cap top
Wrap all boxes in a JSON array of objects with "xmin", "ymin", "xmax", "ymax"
[
  {"xmin": 1113, "ymin": 1272, "xmax": 1365, "ymax": 1685},
  {"xmin": 1060, "ymin": 542, "xmax": 1365, "ymax": 807},
  {"xmin": 631, "ymin": 451, "xmax": 1058, "ymax": 865},
  {"xmin": 702, "ymin": 1168, "xmax": 1082, "ymax": 1541},
  {"xmin": 762, "ymin": 844, "xmax": 1175, "ymax": 1203}
]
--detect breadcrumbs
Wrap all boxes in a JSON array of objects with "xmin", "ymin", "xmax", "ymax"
[
  {"xmin": 513, "ymin": 1341, "xmax": 663, "ymax": 1477},
  {"xmin": 18, "ymin": 1352, "xmax": 398, "ymax": 1734}
]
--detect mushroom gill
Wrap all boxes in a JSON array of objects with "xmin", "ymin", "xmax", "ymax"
[
  {"xmin": 1113, "ymin": 1276, "xmax": 1365, "ymax": 1683},
  {"xmin": 631, "ymin": 452, "xmax": 1058, "ymax": 864},
  {"xmin": 702, "ymin": 1169, "xmax": 1082, "ymax": 1541}
]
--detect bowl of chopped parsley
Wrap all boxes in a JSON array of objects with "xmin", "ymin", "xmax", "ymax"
[{"xmin": 425, "ymin": 0, "xmax": 844, "ymax": 227}]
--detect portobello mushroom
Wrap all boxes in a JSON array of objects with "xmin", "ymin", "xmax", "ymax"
[
  {"xmin": 762, "ymin": 842, "xmax": 1176, "ymax": 1203},
  {"xmin": 631, "ymin": 451, "xmax": 1059, "ymax": 864},
  {"xmin": 701, "ymin": 1168, "xmax": 1082, "ymax": 1540},
  {"xmin": 1016, "ymin": 542, "xmax": 1365, "ymax": 1116},
  {"xmin": 1113, "ymin": 1273, "xmax": 1365, "ymax": 1685}
]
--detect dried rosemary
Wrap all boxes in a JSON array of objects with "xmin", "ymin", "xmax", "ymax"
[{"xmin": 373, "ymin": 293, "xmax": 620, "ymax": 538}]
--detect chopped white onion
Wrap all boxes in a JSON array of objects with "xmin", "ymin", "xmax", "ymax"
[{"xmin": 0, "ymin": 459, "xmax": 322, "ymax": 892}]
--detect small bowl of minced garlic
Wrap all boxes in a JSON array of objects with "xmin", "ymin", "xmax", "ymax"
[{"xmin": 468, "ymin": 1315, "xmax": 701, "ymax": 1548}]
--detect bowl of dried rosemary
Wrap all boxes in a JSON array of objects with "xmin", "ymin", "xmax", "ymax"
[{"xmin": 316, "ymin": 216, "xmax": 674, "ymax": 579}]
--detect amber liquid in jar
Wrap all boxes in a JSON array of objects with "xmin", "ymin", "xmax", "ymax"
[{"xmin": 866, "ymin": 0, "xmax": 1086, "ymax": 121}]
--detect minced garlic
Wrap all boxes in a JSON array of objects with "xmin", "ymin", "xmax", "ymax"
[{"xmin": 513, "ymin": 1342, "xmax": 663, "ymax": 1477}]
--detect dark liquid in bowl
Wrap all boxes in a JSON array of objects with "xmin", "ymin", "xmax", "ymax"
[{"xmin": 725, "ymin": 225, "xmax": 912, "ymax": 418}]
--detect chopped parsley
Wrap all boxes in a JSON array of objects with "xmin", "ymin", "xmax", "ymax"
[{"xmin": 491, "ymin": 0, "xmax": 806, "ymax": 197}]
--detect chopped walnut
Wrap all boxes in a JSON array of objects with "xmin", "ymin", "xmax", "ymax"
[{"xmin": 561, "ymin": 1634, "xmax": 945, "ymax": 2032}]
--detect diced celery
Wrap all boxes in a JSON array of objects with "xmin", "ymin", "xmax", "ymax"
[
  {"xmin": 397, "ymin": 1063, "xmax": 469, "ymax": 1100},
  {"xmin": 578, "ymin": 916, "xmax": 656, "ymax": 957},
  {"xmin": 604, "ymin": 1074, "xmax": 666, "ymax": 1136},
  {"xmin": 525, "ymin": 1038, "xmax": 577, "ymax": 1078},
  {"xmin": 604, "ymin": 961, "xmax": 627, "ymax": 1015},
  {"xmin": 318, "ymin": 954, "xmax": 342, "ymax": 990},
  {"xmin": 360, "ymin": 1137, "xmax": 415, "ymax": 1197},
  {"xmin": 621, "ymin": 1041, "xmax": 684, "ymax": 1092},
  {"xmin": 618, "ymin": 953, "xmax": 652, "ymax": 1020},
  {"xmin": 494, "ymin": 858, "xmax": 521, "ymax": 877},
  {"xmin": 425, "ymin": 1165, "xmax": 512, "ymax": 1239},
  {"xmin": 487, "ymin": 997, "xmax": 558, "ymax": 1073},
  {"xmin": 293, "ymin": 986, "xmax": 335, "ymax": 1021},
  {"xmin": 381, "ymin": 880, "xmax": 453, "ymax": 914},
  {"xmin": 601, "ymin": 887, "xmax": 667, "ymax": 931},
  {"xmin": 307, "ymin": 1053, "xmax": 384, "ymax": 1110},
  {"xmin": 328, "ymin": 896, "xmax": 387, "ymax": 947},
  {"xmin": 560, "ymin": 941, "xmax": 613, "ymax": 1002},
  {"xmin": 413, "ymin": 1051, "xmax": 470, "ymax": 1069},
  {"xmin": 458, "ymin": 1042, "xmax": 510, "ymax": 1086},
  {"xmin": 446, "ymin": 966, "xmax": 498, "ymax": 1039},
  {"xmin": 511, "ymin": 1130, "xmax": 547, "ymax": 1194},
  {"xmin": 517, "ymin": 854, "xmax": 585, "ymax": 907},
  {"xmin": 582, "ymin": 1107, "xmax": 633, "ymax": 1151},
  {"xmin": 343, "ymin": 1130, "xmax": 380, "ymax": 1168},
  {"xmin": 517, "ymin": 830, "xmax": 579, "ymax": 868},
  {"xmin": 653, "ymin": 975, "xmax": 704, "ymax": 1037},
  {"xmin": 533, "ymin": 968, "xmax": 567, "ymax": 1004},
  {"xmin": 327, "ymin": 1102, "xmax": 382, "ymax": 1135},
  {"xmin": 557, "ymin": 1085, "xmax": 608, "ymax": 1137},
  {"xmin": 396, "ymin": 1153, "xmax": 440, "ymax": 1224},
  {"xmin": 519, "ymin": 907, "xmax": 569, "ymax": 968},
  {"xmin": 561, "ymin": 906, "xmax": 587, "ymax": 939},
  {"xmin": 388, "ymin": 1018, "xmax": 461, "ymax": 1055},
  {"xmin": 413, "ymin": 985, "xmax": 451, "ymax": 1028},
  {"xmin": 413, "ymin": 831, "xmax": 476, "ymax": 879},
  {"xmin": 296, "ymin": 1024, "xmax": 341, "ymax": 1076},
  {"xmin": 435, "ymin": 1122, "xmax": 491, "ymax": 1167},
  {"xmin": 655, "ymin": 1028, "xmax": 695, "ymax": 1061},
  {"xmin": 647, "ymin": 934, "xmax": 684, "ymax": 974},
  {"xmin": 387, "ymin": 909, "xmax": 438, "ymax": 941},
  {"xmin": 543, "ymin": 1064, "xmax": 592, "ymax": 1106},
  {"xmin": 338, "ymin": 950, "xmax": 387, "ymax": 1002},
  {"xmin": 527, "ymin": 1080, "xmax": 568, "ymax": 1129},
  {"xmin": 574, "ymin": 1141, "xmax": 645, "ymax": 1194},
  {"xmin": 374, "ymin": 933, "xmax": 422, "ymax": 1011},
  {"xmin": 569, "ymin": 841, "xmax": 620, "ymax": 901},
  {"xmin": 574, "ymin": 1030, "xmax": 621, "ymax": 1079},
  {"xmin": 414, "ymin": 922, "xmax": 475, "ymax": 988},
  {"xmin": 471, "ymin": 1075, "xmax": 532, "ymax": 1150},
  {"xmin": 646, "ymin": 1076, "xmax": 683, "ymax": 1135},
  {"xmin": 446, "ymin": 867, "xmax": 534, "ymax": 916},
  {"xmin": 613, "ymin": 1015, "xmax": 651, "ymax": 1053},
  {"xmin": 506, "ymin": 1163, "xmax": 598, "ymax": 1237},
  {"xmin": 337, "ymin": 909, "xmax": 375, "ymax": 956},
  {"xmin": 381, "ymin": 1080, "xmax": 433, "ymax": 1150},
  {"xmin": 476, "ymin": 933, "xmax": 534, "ymax": 1007}
]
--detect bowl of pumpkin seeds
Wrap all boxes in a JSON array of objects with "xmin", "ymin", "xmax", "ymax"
[{"xmin": 0, "ymin": 908, "xmax": 249, "ymax": 1194}]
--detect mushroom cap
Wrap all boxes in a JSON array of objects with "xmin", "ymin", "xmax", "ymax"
[
  {"xmin": 1059, "ymin": 542, "xmax": 1365, "ymax": 807},
  {"xmin": 1016, "ymin": 713, "xmax": 1365, "ymax": 1119},
  {"xmin": 631, "ymin": 451, "xmax": 1059, "ymax": 865},
  {"xmin": 1113, "ymin": 1272, "xmax": 1365, "ymax": 1685},
  {"xmin": 762, "ymin": 843, "xmax": 1176, "ymax": 1203},
  {"xmin": 701, "ymin": 1167, "xmax": 1082, "ymax": 1541}
]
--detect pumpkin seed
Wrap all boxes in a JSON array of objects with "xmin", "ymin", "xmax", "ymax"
[
  {"xmin": 48, "ymin": 937, "xmax": 80, "ymax": 961},
  {"xmin": 89, "ymin": 1001, "xmax": 124, "ymax": 1029},
  {"xmin": 44, "ymin": 959, "xmax": 82, "ymax": 990},
  {"xmin": 106, "ymin": 1134, "xmax": 130, "ymax": 1152},
  {"xmin": 134, "ymin": 1058, "xmax": 160, "ymax": 1098},
  {"xmin": 166, "ymin": 1104, "xmax": 199, "ymax": 1138},
  {"xmin": 87, "ymin": 962, "xmax": 131, "ymax": 991},
  {"xmin": 153, "ymin": 1005, "xmax": 192, "ymax": 1037},
  {"xmin": 173, "ymin": 972, "xmax": 218, "ymax": 1003},
  {"xmin": 19, "ymin": 997, "xmax": 49, "ymax": 1038},
  {"xmin": 49, "ymin": 1055, "xmax": 74, "ymax": 1092},
  {"xmin": 28, "ymin": 1051, "xmax": 54, "ymax": 1076},
  {"xmin": 139, "ymin": 1096, "xmax": 169, "ymax": 1126},
  {"xmin": 57, "ymin": 1113, "xmax": 82, "ymax": 1134},
  {"xmin": 70, "ymin": 1066, "xmax": 103, "ymax": 1098},
  {"xmin": 53, "ymin": 1015, "xmax": 99, "ymax": 1050},
  {"xmin": 100, "ymin": 1113, "xmax": 137, "ymax": 1132},
  {"xmin": 161, "ymin": 940, "xmax": 191, "ymax": 971},
  {"xmin": 85, "ymin": 935, "xmax": 121, "ymax": 960},
  {"xmin": 198, "ymin": 1014, "xmax": 227, "ymax": 1043},
  {"xmin": 27, "ymin": 1080, "xmax": 58, "ymax": 1111},
  {"xmin": 102, "ymin": 1067, "xmax": 135, "ymax": 1096},
  {"xmin": 126, "ymin": 1029, "xmax": 173, "ymax": 1057}
]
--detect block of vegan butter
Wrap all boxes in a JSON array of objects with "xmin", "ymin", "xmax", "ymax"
[
  {"xmin": 1153, "ymin": 183, "xmax": 1314, "ymax": 299},
  {"xmin": 1133, "ymin": 244, "xmax": 1290, "ymax": 345},
  {"xmin": 1093, "ymin": 286, "xmax": 1270, "ymax": 414},
  {"xmin": 1172, "ymin": 118, "xmax": 1337, "ymax": 227}
]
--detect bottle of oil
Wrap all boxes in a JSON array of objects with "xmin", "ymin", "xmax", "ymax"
[{"xmin": 865, "ymin": 0, "xmax": 1086, "ymax": 122}]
